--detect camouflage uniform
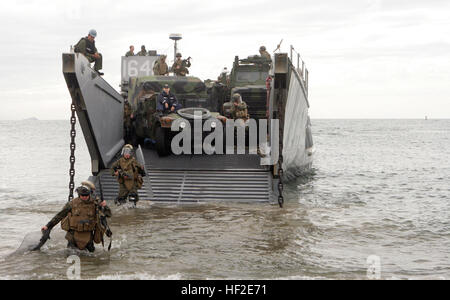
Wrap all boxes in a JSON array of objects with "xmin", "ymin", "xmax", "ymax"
[
  {"xmin": 110, "ymin": 156, "xmax": 145, "ymax": 203},
  {"xmin": 143, "ymin": 93, "xmax": 158, "ymax": 132},
  {"xmin": 125, "ymin": 51, "xmax": 134, "ymax": 57},
  {"xmin": 230, "ymin": 94, "xmax": 249, "ymax": 120},
  {"xmin": 124, "ymin": 101, "xmax": 135, "ymax": 144},
  {"xmin": 217, "ymin": 69, "xmax": 228, "ymax": 85},
  {"xmin": 45, "ymin": 196, "xmax": 111, "ymax": 252},
  {"xmin": 231, "ymin": 101, "xmax": 249, "ymax": 120},
  {"xmin": 260, "ymin": 50, "xmax": 271, "ymax": 61},
  {"xmin": 74, "ymin": 37, "xmax": 103, "ymax": 72},
  {"xmin": 153, "ymin": 56, "xmax": 169, "ymax": 75},
  {"xmin": 137, "ymin": 46, "xmax": 147, "ymax": 56},
  {"xmin": 171, "ymin": 58, "xmax": 190, "ymax": 76}
]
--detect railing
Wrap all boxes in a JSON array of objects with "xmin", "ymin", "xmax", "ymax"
[{"xmin": 289, "ymin": 45, "xmax": 308, "ymax": 95}]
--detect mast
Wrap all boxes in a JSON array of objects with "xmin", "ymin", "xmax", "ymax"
[{"xmin": 169, "ymin": 33, "xmax": 182, "ymax": 62}]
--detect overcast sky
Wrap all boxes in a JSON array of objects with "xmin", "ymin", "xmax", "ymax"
[{"xmin": 0, "ymin": 0, "xmax": 449, "ymax": 119}]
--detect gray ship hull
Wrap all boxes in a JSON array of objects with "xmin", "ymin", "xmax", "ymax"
[{"xmin": 282, "ymin": 66, "xmax": 314, "ymax": 180}]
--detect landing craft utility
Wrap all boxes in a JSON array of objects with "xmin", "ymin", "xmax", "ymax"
[{"xmin": 62, "ymin": 33, "xmax": 313, "ymax": 206}]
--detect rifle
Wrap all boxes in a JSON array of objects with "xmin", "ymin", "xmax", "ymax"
[
  {"xmin": 182, "ymin": 57, "xmax": 192, "ymax": 72},
  {"xmin": 31, "ymin": 228, "xmax": 52, "ymax": 251},
  {"xmin": 274, "ymin": 39, "xmax": 283, "ymax": 53},
  {"xmin": 113, "ymin": 166, "xmax": 133, "ymax": 180},
  {"xmin": 97, "ymin": 177, "xmax": 113, "ymax": 251}
]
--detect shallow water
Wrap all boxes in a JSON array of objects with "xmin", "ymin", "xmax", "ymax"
[{"xmin": 0, "ymin": 119, "xmax": 449, "ymax": 279}]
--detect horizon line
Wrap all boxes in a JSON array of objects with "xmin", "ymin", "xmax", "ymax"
[{"xmin": 1, "ymin": 118, "xmax": 449, "ymax": 121}]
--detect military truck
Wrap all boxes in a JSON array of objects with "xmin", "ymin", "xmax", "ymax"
[
  {"xmin": 222, "ymin": 55, "xmax": 272, "ymax": 120},
  {"xmin": 121, "ymin": 54, "xmax": 225, "ymax": 156}
]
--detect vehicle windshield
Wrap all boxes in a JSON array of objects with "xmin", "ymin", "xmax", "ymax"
[{"xmin": 235, "ymin": 71, "xmax": 268, "ymax": 83}]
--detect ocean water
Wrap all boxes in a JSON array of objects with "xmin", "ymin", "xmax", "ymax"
[{"xmin": 0, "ymin": 119, "xmax": 448, "ymax": 280}]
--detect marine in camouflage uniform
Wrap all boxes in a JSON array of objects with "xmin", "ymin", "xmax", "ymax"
[
  {"xmin": 259, "ymin": 46, "xmax": 271, "ymax": 62},
  {"xmin": 125, "ymin": 45, "xmax": 135, "ymax": 57},
  {"xmin": 123, "ymin": 100, "xmax": 135, "ymax": 144},
  {"xmin": 141, "ymin": 88, "xmax": 158, "ymax": 133},
  {"xmin": 74, "ymin": 29, "xmax": 103, "ymax": 75},
  {"xmin": 153, "ymin": 55, "xmax": 169, "ymax": 76},
  {"xmin": 110, "ymin": 145, "xmax": 146, "ymax": 205},
  {"xmin": 171, "ymin": 53, "xmax": 191, "ymax": 76},
  {"xmin": 217, "ymin": 67, "xmax": 228, "ymax": 85},
  {"xmin": 137, "ymin": 45, "xmax": 147, "ymax": 56},
  {"xmin": 41, "ymin": 181, "xmax": 112, "ymax": 252},
  {"xmin": 230, "ymin": 93, "xmax": 249, "ymax": 120}
]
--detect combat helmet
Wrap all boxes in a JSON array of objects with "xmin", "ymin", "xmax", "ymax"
[
  {"xmin": 176, "ymin": 53, "xmax": 182, "ymax": 58},
  {"xmin": 259, "ymin": 46, "xmax": 266, "ymax": 51},
  {"xmin": 76, "ymin": 184, "xmax": 91, "ymax": 197},
  {"xmin": 121, "ymin": 144, "xmax": 134, "ymax": 156},
  {"xmin": 81, "ymin": 180, "xmax": 96, "ymax": 191},
  {"xmin": 232, "ymin": 93, "xmax": 242, "ymax": 103}
]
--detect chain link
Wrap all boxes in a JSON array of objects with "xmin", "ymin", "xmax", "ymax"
[
  {"xmin": 277, "ymin": 156, "xmax": 284, "ymax": 208},
  {"xmin": 277, "ymin": 91, "xmax": 285, "ymax": 208},
  {"xmin": 68, "ymin": 103, "xmax": 76, "ymax": 201}
]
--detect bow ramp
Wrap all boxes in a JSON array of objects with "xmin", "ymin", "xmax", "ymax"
[
  {"xmin": 63, "ymin": 52, "xmax": 125, "ymax": 173},
  {"xmin": 97, "ymin": 150, "xmax": 274, "ymax": 204}
]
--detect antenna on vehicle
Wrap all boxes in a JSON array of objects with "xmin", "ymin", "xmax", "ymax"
[
  {"xmin": 169, "ymin": 33, "xmax": 182, "ymax": 62},
  {"xmin": 274, "ymin": 39, "xmax": 283, "ymax": 53}
]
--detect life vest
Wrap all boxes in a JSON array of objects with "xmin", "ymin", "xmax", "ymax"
[
  {"xmin": 157, "ymin": 92, "xmax": 178, "ymax": 112},
  {"xmin": 115, "ymin": 157, "xmax": 142, "ymax": 190},
  {"xmin": 153, "ymin": 60, "xmax": 168, "ymax": 75},
  {"xmin": 61, "ymin": 197, "xmax": 98, "ymax": 250},
  {"xmin": 74, "ymin": 37, "xmax": 96, "ymax": 55},
  {"xmin": 232, "ymin": 102, "xmax": 248, "ymax": 119}
]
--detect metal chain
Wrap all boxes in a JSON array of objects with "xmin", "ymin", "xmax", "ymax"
[
  {"xmin": 278, "ymin": 160, "xmax": 284, "ymax": 208},
  {"xmin": 68, "ymin": 103, "xmax": 77, "ymax": 201},
  {"xmin": 277, "ymin": 91, "xmax": 285, "ymax": 208}
]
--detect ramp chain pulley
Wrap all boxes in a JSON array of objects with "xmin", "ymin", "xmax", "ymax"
[{"xmin": 68, "ymin": 103, "xmax": 77, "ymax": 201}]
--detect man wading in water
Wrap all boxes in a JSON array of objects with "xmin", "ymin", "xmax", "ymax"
[
  {"xmin": 40, "ymin": 182, "xmax": 112, "ymax": 252},
  {"xmin": 111, "ymin": 144, "xmax": 146, "ymax": 206}
]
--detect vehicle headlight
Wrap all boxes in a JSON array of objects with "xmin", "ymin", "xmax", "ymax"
[
  {"xmin": 211, "ymin": 121, "xmax": 217, "ymax": 129},
  {"xmin": 180, "ymin": 122, "xmax": 187, "ymax": 129}
]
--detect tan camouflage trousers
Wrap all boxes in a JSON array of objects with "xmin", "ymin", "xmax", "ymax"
[{"xmin": 118, "ymin": 183, "xmax": 138, "ymax": 199}]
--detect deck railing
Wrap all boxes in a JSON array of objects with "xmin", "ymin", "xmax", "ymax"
[{"xmin": 289, "ymin": 45, "xmax": 309, "ymax": 96}]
